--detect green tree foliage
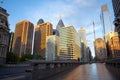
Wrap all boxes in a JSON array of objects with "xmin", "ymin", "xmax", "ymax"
[
  {"xmin": 6, "ymin": 52, "xmax": 20, "ymax": 64},
  {"xmin": 20, "ymin": 54, "xmax": 34, "ymax": 62}
]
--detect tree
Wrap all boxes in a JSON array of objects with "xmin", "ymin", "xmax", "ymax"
[
  {"xmin": 6, "ymin": 52, "xmax": 20, "ymax": 64},
  {"xmin": 20, "ymin": 54, "xmax": 34, "ymax": 62}
]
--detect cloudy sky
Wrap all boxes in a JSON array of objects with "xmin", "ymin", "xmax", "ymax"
[{"xmin": 2, "ymin": 0, "xmax": 114, "ymax": 57}]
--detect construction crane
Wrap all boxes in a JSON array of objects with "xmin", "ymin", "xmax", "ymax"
[{"xmin": 93, "ymin": 21, "xmax": 96, "ymax": 41}]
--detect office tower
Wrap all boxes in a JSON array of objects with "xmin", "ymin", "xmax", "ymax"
[
  {"xmin": 56, "ymin": 18, "xmax": 65, "ymax": 30},
  {"xmin": 46, "ymin": 35, "xmax": 59, "ymax": 61},
  {"xmin": 112, "ymin": 0, "xmax": 120, "ymax": 37},
  {"xmin": 101, "ymin": 4, "xmax": 112, "ymax": 36},
  {"xmin": 94, "ymin": 38, "xmax": 107, "ymax": 61},
  {"xmin": 0, "ymin": 7, "xmax": 10, "ymax": 63},
  {"xmin": 12, "ymin": 20, "xmax": 34, "ymax": 57},
  {"xmin": 59, "ymin": 26, "xmax": 80, "ymax": 60},
  {"xmin": 106, "ymin": 32, "xmax": 120, "ymax": 58},
  {"xmin": 34, "ymin": 19, "xmax": 53, "ymax": 59},
  {"xmin": 55, "ymin": 18, "xmax": 65, "ymax": 36},
  {"xmin": 78, "ymin": 27, "xmax": 88, "ymax": 62},
  {"xmin": 78, "ymin": 27, "xmax": 87, "ymax": 46}
]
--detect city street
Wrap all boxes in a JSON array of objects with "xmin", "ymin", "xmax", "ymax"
[{"xmin": 0, "ymin": 65, "xmax": 32, "ymax": 80}]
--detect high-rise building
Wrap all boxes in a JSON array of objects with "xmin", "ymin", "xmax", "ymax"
[
  {"xmin": 0, "ymin": 7, "xmax": 10, "ymax": 63},
  {"xmin": 12, "ymin": 20, "xmax": 34, "ymax": 57},
  {"xmin": 59, "ymin": 26, "xmax": 81, "ymax": 60},
  {"xmin": 46, "ymin": 35, "xmax": 59, "ymax": 61},
  {"xmin": 101, "ymin": 4, "xmax": 112, "ymax": 36},
  {"xmin": 56, "ymin": 18, "xmax": 65, "ymax": 30},
  {"xmin": 94, "ymin": 38, "xmax": 107, "ymax": 61},
  {"xmin": 112, "ymin": 0, "xmax": 120, "ymax": 37},
  {"xmin": 78, "ymin": 27, "xmax": 88, "ymax": 62},
  {"xmin": 34, "ymin": 19, "xmax": 53, "ymax": 59}
]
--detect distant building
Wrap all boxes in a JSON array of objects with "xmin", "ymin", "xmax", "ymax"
[
  {"xmin": 12, "ymin": 20, "xmax": 34, "ymax": 57},
  {"xmin": 112, "ymin": 0, "xmax": 120, "ymax": 37},
  {"xmin": 78, "ymin": 27, "xmax": 88, "ymax": 62},
  {"xmin": 0, "ymin": 7, "xmax": 10, "ymax": 63},
  {"xmin": 59, "ymin": 26, "xmax": 81, "ymax": 60},
  {"xmin": 56, "ymin": 18, "xmax": 65, "ymax": 30},
  {"xmin": 94, "ymin": 38, "xmax": 107, "ymax": 61},
  {"xmin": 34, "ymin": 19, "xmax": 53, "ymax": 59},
  {"xmin": 101, "ymin": 4, "xmax": 112, "ymax": 37},
  {"xmin": 46, "ymin": 35, "xmax": 59, "ymax": 61}
]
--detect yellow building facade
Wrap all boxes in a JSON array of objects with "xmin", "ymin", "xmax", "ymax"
[
  {"xmin": 59, "ymin": 26, "xmax": 81, "ymax": 60},
  {"xmin": 34, "ymin": 22, "xmax": 53, "ymax": 59},
  {"xmin": 12, "ymin": 20, "xmax": 34, "ymax": 57}
]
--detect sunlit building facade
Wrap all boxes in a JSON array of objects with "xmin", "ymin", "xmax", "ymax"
[
  {"xmin": 107, "ymin": 32, "xmax": 120, "ymax": 58},
  {"xmin": 59, "ymin": 26, "xmax": 81, "ymax": 60},
  {"xmin": 94, "ymin": 38, "xmax": 107, "ymax": 61},
  {"xmin": 46, "ymin": 35, "xmax": 59, "ymax": 61},
  {"xmin": 101, "ymin": 4, "xmax": 112, "ymax": 37},
  {"xmin": 0, "ymin": 7, "xmax": 10, "ymax": 63},
  {"xmin": 12, "ymin": 20, "xmax": 34, "ymax": 57},
  {"xmin": 34, "ymin": 20, "xmax": 53, "ymax": 59}
]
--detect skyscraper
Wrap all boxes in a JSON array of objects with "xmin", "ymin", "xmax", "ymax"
[
  {"xmin": 112, "ymin": 0, "xmax": 120, "ymax": 37},
  {"xmin": 101, "ymin": 4, "xmax": 112, "ymax": 36},
  {"xmin": 78, "ymin": 27, "xmax": 88, "ymax": 62},
  {"xmin": 56, "ymin": 18, "xmax": 65, "ymax": 30},
  {"xmin": 46, "ymin": 35, "xmax": 59, "ymax": 61},
  {"xmin": 78, "ymin": 27, "xmax": 87, "ymax": 46},
  {"xmin": 0, "ymin": 7, "xmax": 10, "ymax": 63},
  {"xmin": 59, "ymin": 26, "xmax": 80, "ymax": 60},
  {"xmin": 34, "ymin": 19, "xmax": 53, "ymax": 59},
  {"xmin": 12, "ymin": 20, "xmax": 34, "ymax": 57}
]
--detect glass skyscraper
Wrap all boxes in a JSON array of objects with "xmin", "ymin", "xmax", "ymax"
[
  {"xmin": 59, "ymin": 26, "xmax": 81, "ymax": 60},
  {"xmin": 101, "ymin": 4, "xmax": 112, "ymax": 37}
]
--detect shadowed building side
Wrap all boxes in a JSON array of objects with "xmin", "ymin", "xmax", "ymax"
[
  {"xmin": 34, "ymin": 20, "xmax": 53, "ymax": 59},
  {"xmin": 12, "ymin": 20, "xmax": 34, "ymax": 57},
  {"xmin": 0, "ymin": 7, "xmax": 10, "ymax": 64}
]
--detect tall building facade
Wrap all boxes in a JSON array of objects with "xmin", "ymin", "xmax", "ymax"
[
  {"xmin": 59, "ymin": 26, "xmax": 81, "ymax": 60},
  {"xmin": 101, "ymin": 4, "xmax": 112, "ymax": 36},
  {"xmin": 0, "ymin": 7, "xmax": 10, "ymax": 63},
  {"xmin": 12, "ymin": 20, "xmax": 34, "ymax": 57},
  {"xmin": 78, "ymin": 27, "xmax": 88, "ymax": 62},
  {"xmin": 34, "ymin": 19, "xmax": 53, "ymax": 59},
  {"xmin": 106, "ymin": 32, "xmax": 120, "ymax": 58},
  {"xmin": 112, "ymin": 0, "xmax": 120, "ymax": 37},
  {"xmin": 94, "ymin": 38, "xmax": 107, "ymax": 61},
  {"xmin": 46, "ymin": 35, "xmax": 59, "ymax": 61}
]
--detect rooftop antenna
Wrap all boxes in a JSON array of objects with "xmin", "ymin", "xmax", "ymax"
[
  {"xmin": 93, "ymin": 21, "xmax": 96, "ymax": 41},
  {"xmin": 60, "ymin": 13, "xmax": 62, "ymax": 19}
]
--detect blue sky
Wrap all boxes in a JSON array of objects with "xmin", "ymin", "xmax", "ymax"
[{"xmin": 2, "ymin": 0, "xmax": 114, "ymax": 57}]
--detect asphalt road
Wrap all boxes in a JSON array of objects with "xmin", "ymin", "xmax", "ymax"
[{"xmin": 0, "ymin": 65, "xmax": 32, "ymax": 80}]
